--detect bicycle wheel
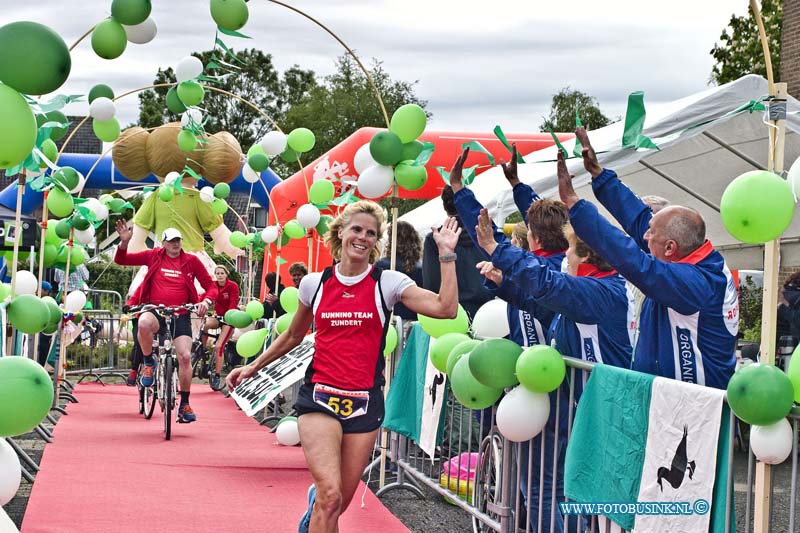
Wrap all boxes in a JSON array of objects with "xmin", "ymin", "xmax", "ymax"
[
  {"xmin": 137, "ymin": 364, "xmax": 145, "ymax": 415},
  {"xmin": 163, "ymin": 356, "xmax": 174, "ymax": 440},
  {"xmin": 190, "ymin": 343, "xmax": 202, "ymax": 378},
  {"xmin": 472, "ymin": 434, "xmax": 503, "ymax": 533}
]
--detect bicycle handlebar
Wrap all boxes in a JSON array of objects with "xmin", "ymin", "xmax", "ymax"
[{"xmin": 125, "ymin": 303, "xmax": 197, "ymax": 317}]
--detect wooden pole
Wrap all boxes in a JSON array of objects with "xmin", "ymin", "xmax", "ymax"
[{"xmin": 9, "ymin": 172, "xmax": 26, "ymax": 299}]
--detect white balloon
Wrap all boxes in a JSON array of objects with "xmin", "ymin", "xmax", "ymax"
[
  {"xmin": 357, "ymin": 165, "xmax": 394, "ymax": 199},
  {"xmin": 353, "ymin": 143, "xmax": 378, "ymax": 175},
  {"xmin": 123, "ymin": 17, "xmax": 157, "ymax": 44},
  {"xmin": 473, "ymin": 299, "xmax": 510, "ymax": 339},
  {"xmin": 175, "ymin": 56, "xmax": 204, "ymax": 83},
  {"xmin": 260, "ymin": 131, "xmax": 287, "ymax": 157},
  {"xmin": 296, "ymin": 204, "xmax": 321, "ymax": 229},
  {"xmin": 70, "ymin": 172, "xmax": 86, "ymax": 194},
  {"xmin": 242, "ymin": 163, "xmax": 260, "ymax": 184},
  {"xmin": 14, "ymin": 271, "xmax": 38, "ymax": 295},
  {"xmin": 261, "ymin": 226, "xmax": 279, "ymax": 243},
  {"xmin": 74, "ymin": 226, "xmax": 96, "ymax": 246},
  {"xmin": 275, "ymin": 419, "xmax": 301, "ymax": 446},
  {"xmin": 789, "ymin": 155, "xmax": 800, "ymax": 201},
  {"xmin": 89, "ymin": 97, "xmax": 116, "ymax": 121},
  {"xmin": 181, "ymin": 109, "xmax": 203, "ymax": 129},
  {"xmin": 496, "ymin": 385, "xmax": 550, "ymax": 442},
  {"xmin": 65, "ymin": 291, "xmax": 87, "ymax": 313},
  {"xmin": 199, "ymin": 186, "xmax": 215, "ymax": 203},
  {"xmin": 165, "ymin": 171, "xmax": 182, "ymax": 186},
  {"xmin": 751, "ymin": 418, "xmax": 793, "ymax": 465},
  {"xmin": 0, "ymin": 439, "xmax": 21, "ymax": 506},
  {"xmin": 83, "ymin": 198, "xmax": 108, "ymax": 222}
]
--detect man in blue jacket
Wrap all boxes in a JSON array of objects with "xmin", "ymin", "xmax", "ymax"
[{"xmin": 558, "ymin": 128, "xmax": 738, "ymax": 390}]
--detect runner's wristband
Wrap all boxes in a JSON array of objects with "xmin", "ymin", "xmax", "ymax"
[{"xmin": 439, "ymin": 253, "xmax": 457, "ymax": 263}]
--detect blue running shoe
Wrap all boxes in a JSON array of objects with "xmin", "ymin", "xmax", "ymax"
[
  {"xmin": 298, "ymin": 484, "xmax": 316, "ymax": 533},
  {"xmin": 177, "ymin": 403, "xmax": 197, "ymax": 423},
  {"xmin": 140, "ymin": 362, "xmax": 155, "ymax": 387}
]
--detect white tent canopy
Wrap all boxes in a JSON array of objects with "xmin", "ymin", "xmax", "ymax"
[{"xmin": 400, "ymin": 75, "xmax": 800, "ymax": 270}]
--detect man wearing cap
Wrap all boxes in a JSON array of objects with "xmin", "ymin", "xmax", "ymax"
[{"xmin": 114, "ymin": 220, "xmax": 218, "ymax": 423}]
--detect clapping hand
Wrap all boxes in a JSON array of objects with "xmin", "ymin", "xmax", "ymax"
[
  {"xmin": 116, "ymin": 219, "xmax": 132, "ymax": 244},
  {"xmin": 575, "ymin": 127, "xmax": 602, "ymax": 177},
  {"xmin": 475, "ymin": 208, "xmax": 498, "ymax": 255},
  {"xmin": 476, "ymin": 261, "xmax": 503, "ymax": 285},
  {"xmin": 448, "ymin": 147, "xmax": 470, "ymax": 192},
  {"xmin": 556, "ymin": 150, "xmax": 579, "ymax": 208},
  {"xmin": 432, "ymin": 216, "xmax": 461, "ymax": 254},
  {"xmin": 501, "ymin": 144, "xmax": 519, "ymax": 187}
]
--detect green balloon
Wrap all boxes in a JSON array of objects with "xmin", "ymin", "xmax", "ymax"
[
  {"xmin": 401, "ymin": 140, "xmax": 424, "ymax": 162},
  {"xmin": 40, "ymin": 110, "xmax": 69, "ymax": 141},
  {"xmin": 394, "ymin": 161, "xmax": 427, "ymax": 191},
  {"xmin": 0, "ymin": 21, "xmax": 71, "ymax": 95},
  {"xmin": 280, "ymin": 287, "xmax": 299, "ymax": 313},
  {"xmin": 70, "ymin": 246, "xmax": 87, "ymax": 266},
  {"xmin": 52, "ymin": 166, "xmax": 80, "ymax": 191},
  {"xmin": 88, "ymin": 84, "xmax": 115, "ymax": 103},
  {"xmin": 516, "ymin": 345, "xmax": 566, "ymax": 393},
  {"xmin": 210, "ymin": 0, "xmax": 250, "ymax": 31},
  {"xmin": 91, "ymin": 18, "xmax": 128, "ymax": 60},
  {"xmin": 111, "ymin": 0, "xmax": 152, "ymax": 25},
  {"xmin": 247, "ymin": 143, "xmax": 266, "ymax": 158},
  {"xmin": 287, "ymin": 128, "xmax": 315, "ymax": 153},
  {"xmin": 0, "ymin": 283, "xmax": 11, "ymax": 302},
  {"xmin": 177, "ymin": 129, "xmax": 198, "ymax": 152},
  {"xmin": 390, "ymin": 104, "xmax": 427, "ymax": 143},
  {"xmin": 309, "ymin": 180, "xmax": 335, "ymax": 204},
  {"xmin": 8, "ymin": 295, "xmax": 49, "ymax": 334},
  {"xmin": 279, "ymin": 147, "xmax": 300, "ymax": 163},
  {"xmin": 0, "ymin": 84, "xmax": 36, "ymax": 169},
  {"xmin": 42, "ymin": 321, "xmax": 59, "ymax": 335},
  {"xmin": 45, "ymin": 221, "xmax": 62, "ymax": 244},
  {"xmin": 47, "ymin": 188, "xmax": 74, "ymax": 217},
  {"xmin": 418, "ymin": 304, "xmax": 469, "ymax": 338},
  {"xmin": 229, "ymin": 231, "xmax": 247, "ymax": 248},
  {"xmin": 447, "ymin": 339, "xmax": 480, "ymax": 376},
  {"xmin": 450, "ymin": 357, "xmax": 503, "ymax": 410},
  {"xmin": 93, "ymin": 117, "xmax": 121, "ymax": 142},
  {"xmin": 245, "ymin": 300, "xmax": 264, "ymax": 320},
  {"xmin": 283, "ymin": 220, "xmax": 306, "ymax": 240},
  {"xmin": 469, "ymin": 338, "xmax": 522, "ymax": 389},
  {"xmin": 211, "ymin": 198, "xmax": 228, "ymax": 215},
  {"xmin": 788, "ymin": 345, "xmax": 800, "ymax": 403},
  {"xmin": 727, "ymin": 363, "xmax": 795, "ymax": 426},
  {"xmin": 0, "ymin": 356, "xmax": 54, "ymax": 437},
  {"xmin": 72, "ymin": 215, "xmax": 90, "ymax": 231},
  {"xmin": 214, "ymin": 182, "xmax": 231, "ymax": 199},
  {"xmin": 42, "ymin": 297, "xmax": 62, "ymax": 325},
  {"xmin": 55, "ymin": 242, "xmax": 69, "ymax": 263},
  {"xmin": 369, "ymin": 131, "xmax": 404, "ymax": 167},
  {"xmin": 430, "ymin": 332, "xmax": 471, "ymax": 373},
  {"xmin": 55, "ymin": 219, "xmax": 72, "ymax": 239},
  {"xmin": 316, "ymin": 215, "xmax": 333, "ymax": 237},
  {"xmin": 721, "ymin": 170, "xmax": 794, "ymax": 244},
  {"xmin": 248, "ymin": 153, "xmax": 269, "ymax": 172},
  {"xmin": 177, "ymin": 80, "xmax": 205, "ymax": 106},
  {"xmin": 276, "ymin": 312, "xmax": 294, "ymax": 334},
  {"xmin": 42, "ymin": 243, "xmax": 58, "ymax": 266},
  {"xmin": 224, "ymin": 309, "xmax": 253, "ymax": 329},
  {"xmin": 107, "ymin": 198, "xmax": 127, "ymax": 213},
  {"xmin": 236, "ymin": 327, "xmax": 268, "ymax": 359},
  {"xmin": 158, "ymin": 186, "xmax": 174, "ymax": 202},
  {"xmin": 280, "ymin": 231, "xmax": 291, "ymax": 246},
  {"xmin": 166, "ymin": 86, "xmax": 188, "ymax": 114},
  {"xmin": 39, "ymin": 138, "xmax": 58, "ymax": 167},
  {"xmin": 384, "ymin": 327, "xmax": 398, "ymax": 356}
]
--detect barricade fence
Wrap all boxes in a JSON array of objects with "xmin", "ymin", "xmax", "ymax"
[{"xmin": 376, "ymin": 319, "xmax": 800, "ymax": 533}]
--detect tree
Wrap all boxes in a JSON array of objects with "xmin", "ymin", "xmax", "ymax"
[
  {"xmin": 710, "ymin": 0, "xmax": 782, "ymax": 85},
  {"xmin": 539, "ymin": 87, "xmax": 610, "ymax": 133},
  {"xmin": 136, "ymin": 48, "xmax": 317, "ymax": 149}
]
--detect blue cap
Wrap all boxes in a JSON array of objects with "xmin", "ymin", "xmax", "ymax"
[{"xmin": 41, "ymin": 281, "xmax": 53, "ymax": 291}]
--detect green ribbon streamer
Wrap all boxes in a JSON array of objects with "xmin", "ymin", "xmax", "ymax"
[
  {"xmin": 214, "ymin": 37, "xmax": 246, "ymax": 65},
  {"xmin": 436, "ymin": 165, "xmax": 477, "ymax": 186},
  {"xmin": 460, "ymin": 141, "xmax": 496, "ymax": 166},
  {"xmin": 573, "ymin": 113, "xmax": 584, "ymax": 157},
  {"xmin": 330, "ymin": 190, "xmax": 357, "ymax": 206},
  {"xmin": 411, "ymin": 142, "xmax": 435, "ymax": 167},
  {"xmin": 621, "ymin": 92, "xmax": 659, "ymax": 151},
  {"xmin": 493, "ymin": 125, "xmax": 525, "ymax": 163},
  {"xmin": 549, "ymin": 130, "xmax": 569, "ymax": 158},
  {"xmin": 216, "ymin": 27, "xmax": 252, "ymax": 39}
]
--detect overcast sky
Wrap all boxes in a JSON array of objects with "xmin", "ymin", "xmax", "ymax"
[{"xmin": 4, "ymin": 0, "xmax": 750, "ymax": 133}]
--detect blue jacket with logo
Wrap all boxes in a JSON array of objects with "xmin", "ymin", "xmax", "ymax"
[
  {"xmin": 569, "ymin": 168, "xmax": 738, "ymax": 390},
  {"xmin": 453, "ymin": 187, "xmax": 558, "ymax": 346}
]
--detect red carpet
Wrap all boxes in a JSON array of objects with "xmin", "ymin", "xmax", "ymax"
[{"xmin": 22, "ymin": 383, "xmax": 409, "ymax": 533}]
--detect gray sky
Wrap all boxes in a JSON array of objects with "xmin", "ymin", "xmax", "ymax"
[{"xmin": 5, "ymin": 0, "xmax": 750, "ymax": 133}]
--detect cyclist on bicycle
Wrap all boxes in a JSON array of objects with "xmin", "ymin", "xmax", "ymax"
[
  {"xmin": 115, "ymin": 221, "xmax": 217, "ymax": 423},
  {"xmin": 198, "ymin": 264, "xmax": 239, "ymax": 390}
]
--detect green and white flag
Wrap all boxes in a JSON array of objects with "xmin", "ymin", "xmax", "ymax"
[
  {"xmin": 383, "ymin": 324, "xmax": 447, "ymax": 457},
  {"xmin": 564, "ymin": 364, "xmax": 733, "ymax": 532}
]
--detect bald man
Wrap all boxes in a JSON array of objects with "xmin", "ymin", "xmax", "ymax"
[{"xmin": 556, "ymin": 128, "xmax": 738, "ymax": 390}]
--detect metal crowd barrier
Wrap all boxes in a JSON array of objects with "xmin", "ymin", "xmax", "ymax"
[{"xmin": 376, "ymin": 320, "xmax": 800, "ymax": 533}]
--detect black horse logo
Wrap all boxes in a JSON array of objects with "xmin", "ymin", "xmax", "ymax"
[{"xmin": 657, "ymin": 425, "xmax": 696, "ymax": 491}]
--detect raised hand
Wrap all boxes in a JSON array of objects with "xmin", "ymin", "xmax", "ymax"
[
  {"xmin": 448, "ymin": 147, "xmax": 470, "ymax": 192},
  {"xmin": 476, "ymin": 208, "xmax": 498, "ymax": 255},
  {"xmin": 575, "ymin": 127, "xmax": 602, "ymax": 177},
  {"xmin": 115, "ymin": 219, "xmax": 132, "ymax": 245},
  {"xmin": 501, "ymin": 144, "xmax": 519, "ymax": 186},
  {"xmin": 432, "ymin": 216, "xmax": 461, "ymax": 254},
  {"xmin": 556, "ymin": 150, "xmax": 579, "ymax": 208},
  {"xmin": 476, "ymin": 260, "xmax": 503, "ymax": 285}
]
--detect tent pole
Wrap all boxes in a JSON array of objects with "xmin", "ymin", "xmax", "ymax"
[
  {"xmin": 637, "ymin": 160, "xmax": 720, "ymax": 211},
  {"xmin": 702, "ymin": 131, "xmax": 768, "ymax": 171}
]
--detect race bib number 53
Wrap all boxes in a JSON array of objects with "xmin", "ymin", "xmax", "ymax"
[{"xmin": 313, "ymin": 384, "xmax": 369, "ymax": 420}]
